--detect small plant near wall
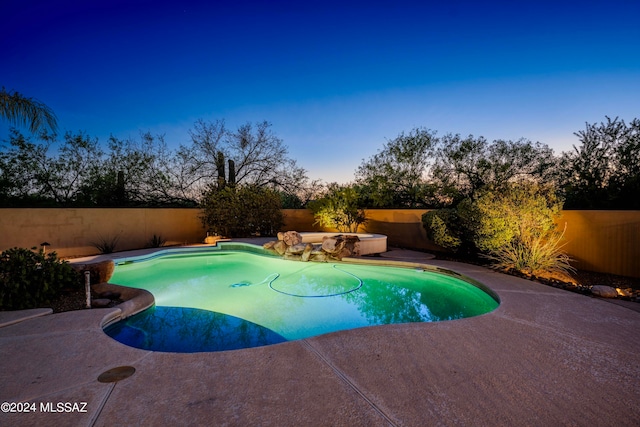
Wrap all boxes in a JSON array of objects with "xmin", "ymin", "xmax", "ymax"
[
  {"xmin": 91, "ymin": 233, "xmax": 120, "ymax": 254},
  {"xmin": 146, "ymin": 234, "xmax": 166, "ymax": 248},
  {"xmin": 0, "ymin": 247, "xmax": 80, "ymax": 310},
  {"xmin": 308, "ymin": 183, "xmax": 367, "ymax": 233}
]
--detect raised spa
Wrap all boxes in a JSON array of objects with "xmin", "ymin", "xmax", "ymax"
[{"xmin": 104, "ymin": 244, "xmax": 499, "ymax": 352}]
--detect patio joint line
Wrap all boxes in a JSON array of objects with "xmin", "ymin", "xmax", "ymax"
[
  {"xmin": 87, "ymin": 350, "xmax": 152, "ymax": 426},
  {"xmin": 87, "ymin": 382, "xmax": 115, "ymax": 427},
  {"xmin": 495, "ymin": 314, "xmax": 640, "ymax": 354},
  {"xmin": 301, "ymin": 340, "xmax": 398, "ymax": 427}
]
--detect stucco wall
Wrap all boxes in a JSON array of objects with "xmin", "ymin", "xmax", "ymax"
[
  {"xmin": 1, "ymin": 208, "xmax": 638, "ymax": 277},
  {"xmin": 360, "ymin": 209, "xmax": 442, "ymax": 252},
  {"xmin": 282, "ymin": 209, "xmax": 319, "ymax": 232},
  {"xmin": 358, "ymin": 209, "xmax": 640, "ymax": 278},
  {"xmin": 0, "ymin": 208, "xmax": 206, "ymax": 258},
  {"xmin": 557, "ymin": 210, "xmax": 640, "ymax": 278}
]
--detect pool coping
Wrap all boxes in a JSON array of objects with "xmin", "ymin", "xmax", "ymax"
[
  {"xmin": 96, "ymin": 243, "xmax": 501, "ymax": 343},
  {"xmin": 78, "ymin": 242, "xmax": 501, "ymax": 331},
  {"xmin": 1, "ymin": 242, "xmax": 639, "ymax": 426}
]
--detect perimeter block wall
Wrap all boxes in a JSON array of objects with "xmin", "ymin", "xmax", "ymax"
[
  {"xmin": 0, "ymin": 208, "xmax": 638, "ymax": 278},
  {"xmin": 355, "ymin": 209, "xmax": 640, "ymax": 278},
  {"xmin": 0, "ymin": 208, "xmax": 205, "ymax": 259}
]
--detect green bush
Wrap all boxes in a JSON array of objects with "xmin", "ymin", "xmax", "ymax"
[
  {"xmin": 471, "ymin": 183, "xmax": 561, "ymax": 252},
  {"xmin": 0, "ymin": 247, "xmax": 81, "ymax": 310},
  {"xmin": 423, "ymin": 182, "xmax": 574, "ymax": 276},
  {"xmin": 422, "ymin": 209, "xmax": 462, "ymax": 251},
  {"xmin": 200, "ymin": 184, "xmax": 284, "ymax": 237},
  {"xmin": 422, "ymin": 200, "xmax": 480, "ymax": 255},
  {"xmin": 308, "ymin": 184, "xmax": 367, "ymax": 233}
]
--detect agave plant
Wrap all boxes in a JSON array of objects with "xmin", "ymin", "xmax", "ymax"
[
  {"xmin": 91, "ymin": 233, "xmax": 120, "ymax": 254},
  {"xmin": 146, "ymin": 234, "xmax": 166, "ymax": 248}
]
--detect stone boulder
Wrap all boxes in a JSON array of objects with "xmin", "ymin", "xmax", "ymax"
[
  {"xmin": 71, "ymin": 260, "xmax": 115, "ymax": 284},
  {"xmin": 321, "ymin": 235, "xmax": 361, "ymax": 259},
  {"xmin": 265, "ymin": 231, "xmax": 363, "ymax": 262},
  {"xmin": 273, "ymin": 240, "xmax": 288, "ymax": 255},
  {"xmin": 286, "ymin": 243, "xmax": 307, "ymax": 255},
  {"xmin": 310, "ymin": 252, "xmax": 328, "ymax": 262},
  {"xmin": 204, "ymin": 235, "xmax": 220, "ymax": 244},
  {"xmin": 341, "ymin": 235, "xmax": 361, "ymax": 257},
  {"xmin": 282, "ymin": 231, "xmax": 302, "ymax": 246},
  {"xmin": 301, "ymin": 243, "xmax": 314, "ymax": 262},
  {"xmin": 591, "ymin": 285, "xmax": 618, "ymax": 298},
  {"xmin": 283, "ymin": 253, "xmax": 301, "ymax": 261},
  {"xmin": 321, "ymin": 236, "xmax": 344, "ymax": 254}
]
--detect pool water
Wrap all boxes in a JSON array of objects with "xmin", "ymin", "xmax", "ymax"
[{"xmin": 104, "ymin": 249, "xmax": 498, "ymax": 352}]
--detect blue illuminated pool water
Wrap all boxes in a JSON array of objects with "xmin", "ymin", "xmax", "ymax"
[{"xmin": 104, "ymin": 247, "xmax": 499, "ymax": 352}]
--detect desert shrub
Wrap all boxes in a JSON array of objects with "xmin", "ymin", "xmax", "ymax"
[
  {"xmin": 0, "ymin": 247, "xmax": 81, "ymax": 310},
  {"xmin": 308, "ymin": 184, "xmax": 367, "ymax": 233},
  {"xmin": 423, "ymin": 182, "xmax": 573, "ymax": 276},
  {"xmin": 486, "ymin": 226, "xmax": 574, "ymax": 277},
  {"xmin": 421, "ymin": 199, "xmax": 480, "ymax": 255},
  {"xmin": 422, "ymin": 209, "xmax": 462, "ymax": 251},
  {"xmin": 200, "ymin": 184, "xmax": 284, "ymax": 237},
  {"xmin": 471, "ymin": 182, "xmax": 562, "ymax": 252}
]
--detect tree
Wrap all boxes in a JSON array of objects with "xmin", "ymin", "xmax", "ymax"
[
  {"xmin": 0, "ymin": 129, "xmax": 194, "ymax": 207},
  {"xmin": 355, "ymin": 128, "xmax": 439, "ymax": 207},
  {"xmin": 473, "ymin": 183, "xmax": 572, "ymax": 277},
  {"xmin": 84, "ymin": 132, "xmax": 197, "ymax": 207},
  {"xmin": 432, "ymin": 135, "xmax": 558, "ymax": 203},
  {"xmin": 0, "ymin": 119, "xmax": 311, "ymax": 207},
  {"xmin": 560, "ymin": 116, "xmax": 640, "ymax": 209},
  {"xmin": 181, "ymin": 119, "xmax": 310, "ymax": 200},
  {"xmin": 0, "ymin": 129, "xmax": 58, "ymax": 205},
  {"xmin": 178, "ymin": 119, "xmax": 226, "ymax": 195},
  {"xmin": 47, "ymin": 131, "xmax": 104, "ymax": 204},
  {"xmin": 611, "ymin": 118, "xmax": 640, "ymax": 208},
  {"xmin": 0, "ymin": 87, "xmax": 58, "ymax": 134}
]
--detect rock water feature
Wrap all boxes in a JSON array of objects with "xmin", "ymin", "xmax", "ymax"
[{"xmin": 263, "ymin": 231, "xmax": 360, "ymax": 262}]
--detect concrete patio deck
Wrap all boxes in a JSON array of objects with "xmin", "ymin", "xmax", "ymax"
[{"xmin": 1, "ymin": 246, "xmax": 639, "ymax": 426}]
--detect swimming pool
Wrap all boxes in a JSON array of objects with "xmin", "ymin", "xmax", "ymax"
[{"xmin": 104, "ymin": 245, "xmax": 499, "ymax": 352}]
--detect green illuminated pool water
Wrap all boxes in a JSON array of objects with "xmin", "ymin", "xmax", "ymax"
[{"xmin": 105, "ymin": 248, "xmax": 499, "ymax": 352}]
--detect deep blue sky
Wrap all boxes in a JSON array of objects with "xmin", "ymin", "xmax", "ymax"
[{"xmin": 2, "ymin": 0, "xmax": 639, "ymax": 183}]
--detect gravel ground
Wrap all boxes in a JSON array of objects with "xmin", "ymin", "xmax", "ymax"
[
  {"xmin": 48, "ymin": 288, "xmax": 122, "ymax": 313},
  {"xmin": 574, "ymin": 269, "xmax": 640, "ymax": 291}
]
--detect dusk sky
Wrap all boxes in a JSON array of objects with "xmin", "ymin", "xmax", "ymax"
[{"xmin": 2, "ymin": 0, "xmax": 639, "ymax": 183}]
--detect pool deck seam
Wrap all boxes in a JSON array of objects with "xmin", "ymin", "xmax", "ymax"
[
  {"xmin": 88, "ymin": 382, "xmax": 115, "ymax": 427},
  {"xmin": 300, "ymin": 339, "xmax": 398, "ymax": 427},
  {"xmin": 493, "ymin": 312, "xmax": 640, "ymax": 352}
]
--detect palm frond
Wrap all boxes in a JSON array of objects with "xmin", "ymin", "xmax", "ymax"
[{"xmin": 0, "ymin": 87, "xmax": 58, "ymax": 134}]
